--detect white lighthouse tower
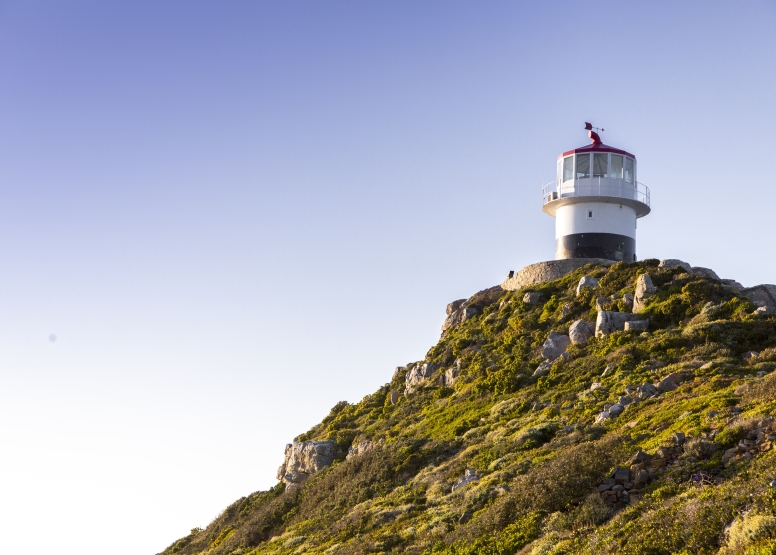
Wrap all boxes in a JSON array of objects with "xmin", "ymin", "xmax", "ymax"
[{"xmin": 542, "ymin": 124, "xmax": 650, "ymax": 261}]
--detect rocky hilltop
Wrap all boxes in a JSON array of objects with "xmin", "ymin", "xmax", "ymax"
[{"xmin": 162, "ymin": 258, "xmax": 776, "ymax": 555}]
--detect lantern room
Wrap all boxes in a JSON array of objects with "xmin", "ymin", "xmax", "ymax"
[{"xmin": 542, "ymin": 124, "xmax": 651, "ymax": 262}]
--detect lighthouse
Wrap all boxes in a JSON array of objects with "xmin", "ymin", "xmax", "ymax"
[{"xmin": 542, "ymin": 124, "xmax": 650, "ymax": 261}]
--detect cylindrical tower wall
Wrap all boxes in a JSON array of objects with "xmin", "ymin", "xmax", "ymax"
[{"xmin": 555, "ymin": 202, "xmax": 637, "ymax": 261}]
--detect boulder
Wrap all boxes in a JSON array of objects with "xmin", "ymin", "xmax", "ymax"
[
  {"xmin": 622, "ymin": 293, "xmax": 634, "ymax": 310},
  {"xmin": 541, "ymin": 332, "xmax": 571, "ymax": 360},
  {"xmin": 405, "ymin": 362, "xmax": 439, "ymax": 393},
  {"xmin": 389, "ymin": 391, "xmax": 400, "ymax": 405},
  {"xmin": 659, "ymin": 259, "xmax": 693, "ymax": 273},
  {"xmin": 446, "ymin": 299, "xmax": 465, "ymax": 315},
  {"xmin": 633, "ymin": 274, "xmax": 657, "ymax": 312},
  {"xmin": 532, "ymin": 360, "xmax": 553, "ymax": 377},
  {"xmin": 595, "ymin": 297, "xmax": 608, "ymax": 311},
  {"xmin": 595, "ymin": 410, "xmax": 611, "ymax": 423},
  {"xmin": 569, "ymin": 319, "xmax": 594, "ymax": 346},
  {"xmin": 618, "ymin": 395, "xmax": 635, "ymax": 405},
  {"xmin": 657, "ymin": 372, "xmax": 685, "ymax": 392},
  {"xmin": 608, "ymin": 403, "xmax": 624, "ymax": 417},
  {"xmin": 576, "ymin": 276, "xmax": 599, "ymax": 296},
  {"xmin": 596, "ymin": 311, "xmax": 636, "ymax": 337},
  {"xmin": 277, "ymin": 440, "xmax": 338, "ymax": 488},
  {"xmin": 452, "ymin": 468, "xmax": 479, "ymax": 492},
  {"xmin": 523, "ymin": 292, "xmax": 543, "ymax": 305},
  {"xmin": 692, "ymin": 267, "xmax": 720, "ymax": 280},
  {"xmin": 624, "ymin": 319, "xmax": 649, "ymax": 331}
]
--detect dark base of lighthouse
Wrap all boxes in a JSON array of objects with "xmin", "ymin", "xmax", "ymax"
[{"xmin": 556, "ymin": 233, "xmax": 636, "ymax": 262}]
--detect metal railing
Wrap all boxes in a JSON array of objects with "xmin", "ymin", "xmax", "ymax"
[{"xmin": 542, "ymin": 177, "xmax": 650, "ymax": 206}]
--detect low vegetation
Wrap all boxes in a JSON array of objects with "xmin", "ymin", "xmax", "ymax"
[{"xmin": 162, "ymin": 260, "xmax": 776, "ymax": 555}]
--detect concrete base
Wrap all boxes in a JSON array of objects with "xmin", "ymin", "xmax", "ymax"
[{"xmin": 501, "ymin": 258, "xmax": 615, "ymax": 291}]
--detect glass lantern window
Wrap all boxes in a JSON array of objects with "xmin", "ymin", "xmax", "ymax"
[
  {"xmin": 624, "ymin": 157, "xmax": 634, "ymax": 183},
  {"xmin": 562, "ymin": 156, "xmax": 574, "ymax": 181},
  {"xmin": 610, "ymin": 155, "xmax": 624, "ymax": 179},
  {"xmin": 593, "ymin": 153, "xmax": 608, "ymax": 177},
  {"xmin": 576, "ymin": 154, "xmax": 590, "ymax": 179}
]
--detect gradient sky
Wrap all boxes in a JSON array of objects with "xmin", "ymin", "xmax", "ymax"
[{"xmin": 1, "ymin": 2, "xmax": 775, "ymax": 554}]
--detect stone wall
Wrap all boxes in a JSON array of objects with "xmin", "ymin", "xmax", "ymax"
[{"xmin": 500, "ymin": 258, "xmax": 615, "ymax": 292}]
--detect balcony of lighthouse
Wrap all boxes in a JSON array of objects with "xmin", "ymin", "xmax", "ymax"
[{"xmin": 541, "ymin": 150, "xmax": 650, "ymax": 218}]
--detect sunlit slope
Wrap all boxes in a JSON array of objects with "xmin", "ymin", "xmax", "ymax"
[{"xmin": 162, "ymin": 259, "xmax": 776, "ymax": 555}]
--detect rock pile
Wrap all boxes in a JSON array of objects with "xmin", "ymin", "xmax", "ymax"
[{"xmin": 721, "ymin": 419, "xmax": 776, "ymax": 466}]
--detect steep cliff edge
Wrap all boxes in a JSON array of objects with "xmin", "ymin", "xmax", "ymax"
[{"xmin": 161, "ymin": 259, "xmax": 776, "ymax": 555}]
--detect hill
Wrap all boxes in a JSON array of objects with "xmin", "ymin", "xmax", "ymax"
[{"xmin": 161, "ymin": 259, "xmax": 776, "ymax": 555}]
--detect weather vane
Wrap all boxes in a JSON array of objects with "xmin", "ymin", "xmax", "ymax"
[{"xmin": 584, "ymin": 122, "xmax": 604, "ymax": 145}]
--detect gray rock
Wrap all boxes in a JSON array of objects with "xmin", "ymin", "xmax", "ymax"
[
  {"xmin": 569, "ymin": 319, "xmax": 594, "ymax": 346},
  {"xmin": 595, "ymin": 410, "xmax": 611, "ymax": 423},
  {"xmin": 622, "ymin": 293, "xmax": 634, "ymax": 310},
  {"xmin": 452, "ymin": 468, "xmax": 479, "ymax": 492},
  {"xmin": 618, "ymin": 395, "xmax": 635, "ymax": 405},
  {"xmin": 405, "ymin": 362, "xmax": 439, "ymax": 393},
  {"xmin": 624, "ymin": 319, "xmax": 649, "ymax": 331},
  {"xmin": 523, "ymin": 292, "xmax": 543, "ymax": 305},
  {"xmin": 755, "ymin": 306, "xmax": 775, "ymax": 315},
  {"xmin": 389, "ymin": 391, "xmax": 400, "ymax": 405},
  {"xmin": 657, "ymin": 372, "xmax": 685, "ymax": 392},
  {"xmin": 532, "ymin": 360, "xmax": 553, "ymax": 377},
  {"xmin": 673, "ymin": 432, "xmax": 686, "ymax": 445},
  {"xmin": 447, "ymin": 299, "xmax": 465, "ymax": 315},
  {"xmin": 659, "ymin": 259, "xmax": 693, "ymax": 273},
  {"xmin": 595, "ymin": 297, "xmax": 608, "ymax": 311},
  {"xmin": 722, "ymin": 279, "xmax": 745, "ymax": 291},
  {"xmin": 542, "ymin": 332, "xmax": 571, "ymax": 361},
  {"xmin": 613, "ymin": 467, "xmax": 630, "ymax": 482},
  {"xmin": 461, "ymin": 307, "xmax": 478, "ymax": 323},
  {"xmin": 636, "ymin": 383, "xmax": 659, "ymax": 399},
  {"xmin": 633, "ymin": 274, "xmax": 657, "ymax": 312},
  {"xmin": 596, "ymin": 311, "xmax": 636, "ymax": 337},
  {"xmin": 692, "ymin": 267, "xmax": 720, "ymax": 280},
  {"xmin": 576, "ymin": 276, "xmax": 599, "ymax": 296},
  {"xmin": 277, "ymin": 440, "xmax": 338, "ymax": 488},
  {"xmin": 442, "ymin": 365, "xmax": 460, "ymax": 387},
  {"xmin": 608, "ymin": 403, "xmax": 624, "ymax": 417}
]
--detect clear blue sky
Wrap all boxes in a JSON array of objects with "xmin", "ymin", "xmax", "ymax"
[{"xmin": 1, "ymin": 2, "xmax": 774, "ymax": 554}]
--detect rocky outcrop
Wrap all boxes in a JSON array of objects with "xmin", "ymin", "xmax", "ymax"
[
  {"xmin": 659, "ymin": 259, "xmax": 693, "ymax": 273},
  {"xmin": 441, "ymin": 363, "xmax": 460, "ymax": 387},
  {"xmin": 569, "ymin": 319, "xmax": 594, "ymax": 346},
  {"xmin": 405, "ymin": 362, "xmax": 439, "ymax": 393},
  {"xmin": 541, "ymin": 332, "xmax": 571, "ymax": 360},
  {"xmin": 633, "ymin": 273, "xmax": 657, "ymax": 312},
  {"xmin": 741, "ymin": 284, "xmax": 776, "ymax": 312},
  {"xmin": 277, "ymin": 440, "xmax": 338, "ymax": 489},
  {"xmin": 501, "ymin": 259, "xmax": 613, "ymax": 291},
  {"xmin": 596, "ymin": 311, "xmax": 638, "ymax": 337},
  {"xmin": 442, "ymin": 286, "xmax": 503, "ymax": 334}
]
